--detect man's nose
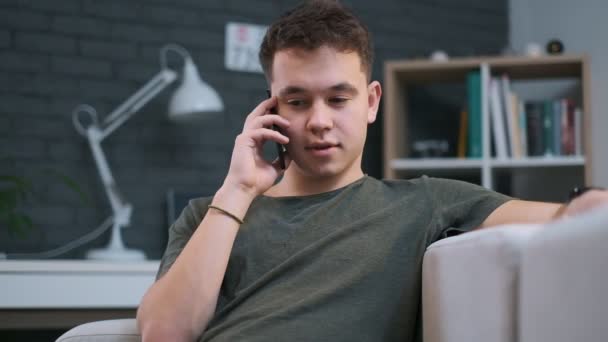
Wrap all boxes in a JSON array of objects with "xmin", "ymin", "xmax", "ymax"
[{"xmin": 306, "ymin": 102, "xmax": 333, "ymax": 133}]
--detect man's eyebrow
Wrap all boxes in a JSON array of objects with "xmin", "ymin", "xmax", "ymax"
[
  {"xmin": 278, "ymin": 86, "xmax": 307, "ymax": 97},
  {"xmin": 329, "ymin": 82, "xmax": 358, "ymax": 95},
  {"xmin": 278, "ymin": 83, "xmax": 359, "ymax": 97}
]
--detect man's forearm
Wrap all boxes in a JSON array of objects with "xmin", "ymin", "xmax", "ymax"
[
  {"xmin": 137, "ymin": 185, "xmax": 255, "ymax": 341},
  {"xmin": 552, "ymin": 203, "xmax": 568, "ymax": 220},
  {"xmin": 481, "ymin": 187, "xmax": 608, "ymax": 229},
  {"xmin": 479, "ymin": 200, "xmax": 564, "ymax": 229}
]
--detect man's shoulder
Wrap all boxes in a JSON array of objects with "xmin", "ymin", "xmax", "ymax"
[
  {"xmin": 177, "ymin": 196, "xmax": 214, "ymax": 224},
  {"xmin": 354, "ymin": 176, "xmax": 434, "ymax": 206},
  {"xmin": 373, "ymin": 175, "xmax": 477, "ymax": 191},
  {"xmin": 364, "ymin": 175, "xmax": 481, "ymax": 204}
]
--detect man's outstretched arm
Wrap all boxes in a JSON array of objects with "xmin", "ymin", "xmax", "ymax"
[{"xmin": 479, "ymin": 188, "xmax": 608, "ymax": 229}]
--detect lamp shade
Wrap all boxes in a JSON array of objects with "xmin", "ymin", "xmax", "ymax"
[{"xmin": 168, "ymin": 57, "xmax": 223, "ymax": 121}]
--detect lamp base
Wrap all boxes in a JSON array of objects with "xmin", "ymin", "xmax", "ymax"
[{"xmin": 86, "ymin": 247, "xmax": 146, "ymax": 261}]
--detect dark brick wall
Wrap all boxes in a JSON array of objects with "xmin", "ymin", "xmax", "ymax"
[{"xmin": 0, "ymin": 0, "xmax": 507, "ymax": 259}]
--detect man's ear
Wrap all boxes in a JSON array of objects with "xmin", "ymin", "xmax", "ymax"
[{"xmin": 367, "ymin": 81, "xmax": 382, "ymax": 124}]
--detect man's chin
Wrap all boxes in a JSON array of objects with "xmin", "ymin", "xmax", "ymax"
[{"xmin": 292, "ymin": 159, "xmax": 343, "ymax": 179}]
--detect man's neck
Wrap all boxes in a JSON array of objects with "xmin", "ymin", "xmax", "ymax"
[{"xmin": 265, "ymin": 167, "xmax": 365, "ymax": 197}]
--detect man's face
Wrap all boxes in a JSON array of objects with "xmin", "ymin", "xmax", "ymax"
[{"xmin": 270, "ymin": 46, "xmax": 381, "ymax": 179}]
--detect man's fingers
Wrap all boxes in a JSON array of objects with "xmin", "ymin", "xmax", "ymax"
[
  {"xmin": 245, "ymin": 96, "xmax": 278, "ymax": 124},
  {"xmin": 246, "ymin": 114, "xmax": 290, "ymax": 130},
  {"xmin": 247, "ymin": 127, "xmax": 289, "ymax": 145}
]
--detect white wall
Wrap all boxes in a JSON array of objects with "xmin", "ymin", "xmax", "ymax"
[{"xmin": 510, "ymin": 0, "xmax": 608, "ymax": 187}]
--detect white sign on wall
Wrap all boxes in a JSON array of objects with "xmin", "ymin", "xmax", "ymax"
[{"xmin": 225, "ymin": 22, "xmax": 268, "ymax": 73}]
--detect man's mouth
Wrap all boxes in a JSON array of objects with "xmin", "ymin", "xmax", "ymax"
[
  {"xmin": 306, "ymin": 142, "xmax": 339, "ymax": 150},
  {"xmin": 305, "ymin": 142, "xmax": 340, "ymax": 156}
]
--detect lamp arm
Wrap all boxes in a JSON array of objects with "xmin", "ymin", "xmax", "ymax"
[
  {"xmin": 86, "ymin": 126, "xmax": 130, "ymax": 222},
  {"xmin": 63, "ymin": 44, "xmax": 201, "ymax": 260},
  {"xmin": 78, "ymin": 69, "xmax": 176, "ymax": 226},
  {"xmin": 100, "ymin": 69, "xmax": 177, "ymax": 140}
]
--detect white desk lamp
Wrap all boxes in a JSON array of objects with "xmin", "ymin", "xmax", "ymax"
[{"xmin": 72, "ymin": 44, "xmax": 223, "ymax": 261}]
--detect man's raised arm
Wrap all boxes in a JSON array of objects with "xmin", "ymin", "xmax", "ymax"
[{"xmin": 136, "ymin": 97, "xmax": 290, "ymax": 341}]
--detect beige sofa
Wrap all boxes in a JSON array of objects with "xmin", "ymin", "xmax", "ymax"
[{"xmin": 57, "ymin": 206, "xmax": 608, "ymax": 342}]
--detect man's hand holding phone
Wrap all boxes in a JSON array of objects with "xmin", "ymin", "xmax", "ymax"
[
  {"xmin": 267, "ymin": 90, "xmax": 287, "ymax": 170},
  {"xmin": 221, "ymin": 96, "xmax": 290, "ymax": 200}
]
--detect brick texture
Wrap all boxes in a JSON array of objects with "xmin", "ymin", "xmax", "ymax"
[{"xmin": 0, "ymin": 0, "xmax": 507, "ymax": 259}]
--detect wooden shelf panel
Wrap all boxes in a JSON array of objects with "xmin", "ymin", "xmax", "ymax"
[
  {"xmin": 391, "ymin": 158, "xmax": 482, "ymax": 170},
  {"xmin": 386, "ymin": 59, "xmax": 480, "ymax": 83},
  {"xmin": 390, "ymin": 156, "xmax": 585, "ymax": 171},
  {"xmin": 385, "ymin": 54, "xmax": 586, "ymax": 84},
  {"xmin": 489, "ymin": 57, "xmax": 584, "ymax": 79},
  {"xmin": 491, "ymin": 156, "xmax": 585, "ymax": 168}
]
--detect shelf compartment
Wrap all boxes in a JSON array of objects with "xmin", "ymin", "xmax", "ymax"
[{"xmin": 383, "ymin": 54, "xmax": 591, "ymax": 189}]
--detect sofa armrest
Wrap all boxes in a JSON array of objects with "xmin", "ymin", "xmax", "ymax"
[
  {"xmin": 519, "ymin": 206, "xmax": 608, "ymax": 342},
  {"xmin": 56, "ymin": 319, "xmax": 140, "ymax": 342},
  {"xmin": 422, "ymin": 225, "xmax": 541, "ymax": 342}
]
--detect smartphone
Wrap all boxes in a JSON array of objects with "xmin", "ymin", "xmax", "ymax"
[{"xmin": 266, "ymin": 90, "xmax": 287, "ymax": 169}]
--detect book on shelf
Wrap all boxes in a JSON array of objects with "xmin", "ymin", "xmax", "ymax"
[
  {"xmin": 518, "ymin": 100, "xmax": 528, "ymax": 157},
  {"xmin": 575, "ymin": 108, "xmax": 583, "ymax": 155},
  {"xmin": 509, "ymin": 92, "xmax": 523, "ymax": 158},
  {"xmin": 527, "ymin": 98, "xmax": 581, "ymax": 157},
  {"xmin": 552, "ymin": 100, "xmax": 562, "ymax": 156},
  {"xmin": 486, "ymin": 74, "xmax": 583, "ymax": 159},
  {"xmin": 560, "ymin": 98, "xmax": 577, "ymax": 155},
  {"xmin": 466, "ymin": 70, "xmax": 482, "ymax": 158},
  {"xmin": 489, "ymin": 77, "xmax": 509, "ymax": 159},
  {"xmin": 525, "ymin": 101, "xmax": 545, "ymax": 156},
  {"xmin": 457, "ymin": 109, "xmax": 468, "ymax": 158},
  {"xmin": 543, "ymin": 100, "xmax": 555, "ymax": 156},
  {"xmin": 501, "ymin": 75, "xmax": 517, "ymax": 158}
]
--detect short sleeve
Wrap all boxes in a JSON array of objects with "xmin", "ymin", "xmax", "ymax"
[
  {"xmin": 156, "ymin": 197, "xmax": 212, "ymax": 280},
  {"xmin": 424, "ymin": 176, "xmax": 513, "ymax": 242}
]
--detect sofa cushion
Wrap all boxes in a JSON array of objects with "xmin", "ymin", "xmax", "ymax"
[
  {"xmin": 519, "ymin": 206, "xmax": 608, "ymax": 342},
  {"xmin": 56, "ymin": 319, "xmax": 140, "ymax": 342},
  {"xmin": 423, "ymin": 224, "xmax": 541, "ymax": 342}
]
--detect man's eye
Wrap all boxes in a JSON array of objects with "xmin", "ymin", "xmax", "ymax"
[
  {"xmin": 329, "ymin": 97, "xmax": 349, "ymax": 104},
  {"xmin": 287, "ymin": 99, "xmax": 306, "ymax": 107}
]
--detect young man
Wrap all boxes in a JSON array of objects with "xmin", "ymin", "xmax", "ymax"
[{"xmin": 137, "ymin": 1, "xmax": 608, "ymax": 341}]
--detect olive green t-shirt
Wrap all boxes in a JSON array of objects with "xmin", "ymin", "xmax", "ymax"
[{"xmin": 157, "ymin": 176, "xmax": 511, "ymax": 342}]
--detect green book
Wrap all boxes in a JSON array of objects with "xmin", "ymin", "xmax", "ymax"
[{"xmin": 543, "ymin": 100, "xmax": 555, "ymax": 156}]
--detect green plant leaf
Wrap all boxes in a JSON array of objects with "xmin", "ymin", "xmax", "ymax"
[
  {"xmin": 0, "ymin": 168, "xmax": 91, "ymax": 239},
  {"xmin": 0, "ymin": 174, "xmax": 33, "ymax": 192},
  {"xmin": 6, "ymin": 212, "xmax": 33, "ymax": 239},
  {"xmin": 0, "ymin": 175, "xmax": 30, "ymax": 187},
  {"xmin": 41, "ymin": 168, "xmax": 93, "ymax": 206},
  {"xmin": 0, "ymin": 187, "xmax": 19, "ymax": 212}
]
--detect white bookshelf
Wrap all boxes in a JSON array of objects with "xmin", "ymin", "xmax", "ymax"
[
  {"xmin": 391, "ymin": 158, "xmax": 483, "ymax": 170},
  {"xmin": 383, "ymin": 55, "xmax": 591, "ymax": 196}
]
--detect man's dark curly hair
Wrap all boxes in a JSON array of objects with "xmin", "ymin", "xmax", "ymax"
[{"xmin": 259, "ymin": 0, "xmax": 374, "ymax": 81}]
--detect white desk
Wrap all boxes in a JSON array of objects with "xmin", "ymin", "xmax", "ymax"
[{"xmin": 0, "ymin": 260, "xmax": 159, "ymax": 329}]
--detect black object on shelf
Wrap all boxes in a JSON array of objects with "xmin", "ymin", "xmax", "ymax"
[{"xmin": 546, "ymin": 39, "xmax": 564, "ymax": 55}]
